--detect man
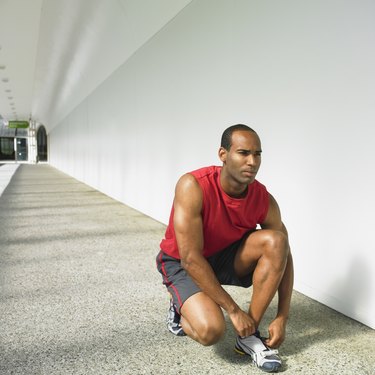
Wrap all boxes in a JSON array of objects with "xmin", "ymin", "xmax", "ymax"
[{"xmin": 156, "ymin": 124, "xmax": 293, "ymax": 373}]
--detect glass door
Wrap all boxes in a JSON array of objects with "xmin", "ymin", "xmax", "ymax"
[{"xmin": 16, "ymin": 138, "xmax": 28, "ymax": 161}]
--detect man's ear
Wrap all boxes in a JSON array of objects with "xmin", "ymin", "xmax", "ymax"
[{"xmin": 218, "ymin": 147, "xmax": 227, "ymax": 163}]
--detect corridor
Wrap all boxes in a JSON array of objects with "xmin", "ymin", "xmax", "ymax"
[{"xmin": 0, "ymin": 165, "xmax": 373, "ymax": 374}]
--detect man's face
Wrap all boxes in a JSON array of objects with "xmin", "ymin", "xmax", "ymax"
[{"xmin": 219, "ymin": 130, "xmax": 262, "ymax": 186}]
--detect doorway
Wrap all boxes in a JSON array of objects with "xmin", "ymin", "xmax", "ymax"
[
  {"xmin": 0, "ymin": 138, "xmax": 15, "ymax": 161},
  {"xmin": 16, "ymin": 138, "xmax": 28, "ymax": 161},
  {"xmin": 37, "ymin": 126, "xmax": 47, "ymax": 162}
]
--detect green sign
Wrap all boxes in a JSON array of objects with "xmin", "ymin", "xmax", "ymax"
[{"xmin": 8, "ymin": 121, "xmax": 29, "ymax": 128}]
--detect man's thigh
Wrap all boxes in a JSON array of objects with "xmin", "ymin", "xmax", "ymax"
[
  {"xmin": 156, "ymin": 231, "xmax": 255, "ymax": 312},
  {"xmin": 156, "ymin": 250, "xmax": 201, "ymax": 313},
  {"xmin": 207, "ymin": 231, "xmax": 255, "ymax": 288}
]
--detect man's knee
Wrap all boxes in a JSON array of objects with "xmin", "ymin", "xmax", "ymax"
[
  {"xmin": 261, "ymin": 230, "xmax": 289, "ymax": 264},
  {"xmin": 181, "ymin": 311, "xmax": 226, "ymax": 346},
  {"xmin": 194, "ymin": 319, "xmax": 226, "ymax": 346},
  {"xmin": 181, "ymin": 293, "xmax": 226, "ymax": 346}
]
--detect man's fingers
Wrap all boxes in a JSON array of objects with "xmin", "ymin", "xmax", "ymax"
[{"xmin": 265, "ymin": 335, "xmax": 282, "ymax": 349}]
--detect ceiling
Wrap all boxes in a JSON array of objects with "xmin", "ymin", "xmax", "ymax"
[{"xmin": 0, "ymin": 0, "xmax": 191, "ymax": 131}]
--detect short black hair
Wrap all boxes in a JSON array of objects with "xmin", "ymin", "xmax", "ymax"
[{"xmin": 220, "ymin": 124, "xmax": 257, "ymax": 151}]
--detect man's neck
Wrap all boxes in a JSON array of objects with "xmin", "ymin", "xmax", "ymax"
[{"xmin": 220, "ymin": 171, "xmax": 248, "ymax": 198}]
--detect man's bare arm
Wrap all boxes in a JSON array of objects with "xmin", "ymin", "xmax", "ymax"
[{"xmin": 173, "ymin": 173, "xmax": 239, "ymax": 314}]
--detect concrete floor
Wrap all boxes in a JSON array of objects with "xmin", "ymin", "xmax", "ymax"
[{"xmin": 0, "ymin": 164, "xmax": 374, "ymax": 375}]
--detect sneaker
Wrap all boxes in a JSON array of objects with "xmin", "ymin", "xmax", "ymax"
[
  {"xmin": 235, "ymin": 331, "xmax": 281, "ymax": 373},
  {"xmin": 166, "ymin": 299, "xmax": 186, "ymax": 336}
]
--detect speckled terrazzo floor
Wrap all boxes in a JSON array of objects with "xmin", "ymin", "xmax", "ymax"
[{"xmin": 1, "ymin": 164, "xmax": 374, "ymax": 375}]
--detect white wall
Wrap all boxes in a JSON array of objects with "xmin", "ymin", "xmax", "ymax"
[{"xmin": 49, "ymin": 0, "xmax": 375, "ymax": 329}]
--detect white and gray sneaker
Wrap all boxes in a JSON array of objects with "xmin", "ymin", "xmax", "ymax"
[
  {"xmin": 166, "ymin": 299, "xmax": 186, "ymax": 336},
  {"xmin": 235, "ymin": 331, "xmax": 281, "ymax": 373}
]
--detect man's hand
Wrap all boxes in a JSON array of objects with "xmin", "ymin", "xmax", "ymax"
[
  {"xmin": 264, "ymin": 316, "xmax": 287, "ymax": 348},
  {"xmin": 228, "ymin": 308, "xmax": 257, "ymax": 338}
]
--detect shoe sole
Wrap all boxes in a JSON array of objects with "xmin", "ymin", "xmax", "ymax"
[{"xmin": 234, "ymin": 346, "xmax": 247, "ymax": 355}]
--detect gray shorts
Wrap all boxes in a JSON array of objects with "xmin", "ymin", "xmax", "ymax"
[{"xmin": 156, "ymin": 231, "xmax": 254, "ymax": 313}]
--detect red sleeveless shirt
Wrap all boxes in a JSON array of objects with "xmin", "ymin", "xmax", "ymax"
[{"xmin": 160, "ymin": 166, "xmax": 269, "ymax": 259}]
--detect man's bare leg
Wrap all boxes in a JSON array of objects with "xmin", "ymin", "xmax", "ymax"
[
  {"xmin": 180, "ymin": 292, "xmax": 225, "ymax": 346},
  {"xmin": 234, "ymin": 229, "xmax": 289, "ymax": 327},
  {"xmin": 179, "ymin": 230, "xmax": 288, "ymax": 346}
]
